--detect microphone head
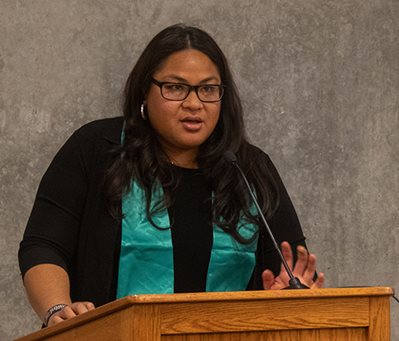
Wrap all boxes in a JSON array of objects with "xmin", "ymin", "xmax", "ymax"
[{"xmin": 224, "ymin": 151, "xmax": 237, "ymax": 164}]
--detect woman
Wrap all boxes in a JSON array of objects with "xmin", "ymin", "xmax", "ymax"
[{"xmin": 19, "ymin": 24, "xmax": 324, "ymax": 328}]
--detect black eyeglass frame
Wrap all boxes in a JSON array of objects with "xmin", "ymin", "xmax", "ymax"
[{"xmin": 151, "ymin": 78, "xmax": 226, "ymax": 103}]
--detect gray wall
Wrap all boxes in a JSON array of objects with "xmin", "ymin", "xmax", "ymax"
[{"xmin": 1, "ymin": 0, "xmax": 398, "ymax": 339}]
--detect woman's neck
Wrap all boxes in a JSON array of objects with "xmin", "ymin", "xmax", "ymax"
[
  {"xmin": 168, "ymin": 155, "xmax": 198, "ymax": 169},
  {"xmin": 162, "ymin": 146, "xmax": 198, "ymax": 169}
]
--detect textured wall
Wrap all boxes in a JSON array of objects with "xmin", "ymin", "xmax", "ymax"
[{"xmin": 1, "ymin": 0, "xmax": 398, "ymax": 339}]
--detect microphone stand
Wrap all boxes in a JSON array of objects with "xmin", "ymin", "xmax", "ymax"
[{"xmin": 226, "ymin": 151, "xmax": 308, "ymax": 289}]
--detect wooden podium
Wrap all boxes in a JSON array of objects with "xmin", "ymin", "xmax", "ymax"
[{"xmin": 16, "ymin": 287, "xmax": 393, "ymax": 341}]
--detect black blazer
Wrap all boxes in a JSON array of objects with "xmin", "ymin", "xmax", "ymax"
[{"xmin": 19, "ymin": 117, "xmax": 306, "ymax": 307}]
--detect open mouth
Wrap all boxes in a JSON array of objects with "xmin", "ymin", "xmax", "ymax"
[
  {"xmin": 181, "ymin": 117, "xmax": 203, "ymax": 131},
  {"xmin": 181, "ymin": 117, "xmax": 202, "ymax": 123}
]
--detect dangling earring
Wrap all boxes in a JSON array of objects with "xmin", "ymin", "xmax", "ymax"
[{"xmin": 140, "ymin": 103, "xmax": 146, "ymax": 120}]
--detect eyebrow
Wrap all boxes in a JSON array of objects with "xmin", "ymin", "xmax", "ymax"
[{"xmin": 161, "ymin": 75, "xmax": 220, "ymax": 84}]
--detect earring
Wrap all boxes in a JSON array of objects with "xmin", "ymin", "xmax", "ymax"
[{"xmin": 140, "ymin": 103, "xmax": 146, "ymax": 120}]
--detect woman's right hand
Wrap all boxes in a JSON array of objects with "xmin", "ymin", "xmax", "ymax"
[{"xmin": 47, "ymin": 301, "xmax": 95, "ymax": 327}]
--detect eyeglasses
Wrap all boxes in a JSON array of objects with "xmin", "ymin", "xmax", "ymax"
[{"xmin": 151, "ymin": 78, "xmax": 225, "ymax": 102}]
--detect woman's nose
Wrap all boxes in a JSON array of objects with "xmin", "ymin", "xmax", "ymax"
[{"xmin": 182, "ymin": 90, "xmax": 203, "ymax": 109}]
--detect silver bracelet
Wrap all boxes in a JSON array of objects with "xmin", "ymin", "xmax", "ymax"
[{"xmin": 44, "ymin": 304, "xmax": 67, "ymax": 327}]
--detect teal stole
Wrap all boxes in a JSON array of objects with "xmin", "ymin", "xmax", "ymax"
[{"xmin": 116, "ymin": 181, "xmax": 258, "ymax": 297}]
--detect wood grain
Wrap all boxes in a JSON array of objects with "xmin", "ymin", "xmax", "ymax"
[
  {"xmin": 162, "ymin": 328, "xmax": 368, "ymax": 341},
  {"xmin": 368, "ymin": 296, "xmax": 390, "ymax": 341},
  {"xmin": 159, "ymin": 297, "xmax": 369, "ymax": 334},
  {"xmin": 15, "ymin": 287, "xmax": 392, "ymax": 341}
]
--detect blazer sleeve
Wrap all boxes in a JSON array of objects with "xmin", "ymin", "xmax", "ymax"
[
  {"xmin": 18, "ymin": 127, "xmax": 91, "ymax": 277},
  {"xmin": 248, "ymin": 150, "xmax": 307, "ymax": 289},
  {"xmin": 261, "ymin": 154, "xmax": 307, "ymax": 273}
]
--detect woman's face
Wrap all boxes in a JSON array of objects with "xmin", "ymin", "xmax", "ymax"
[{"xmin": 146, "ymin": 49, "xmax": 221, "ymax": 162}]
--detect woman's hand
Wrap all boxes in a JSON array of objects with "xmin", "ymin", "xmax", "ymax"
[
  {"xmin": 262, "ymin": 241, "xmax": 325, "ymax": 290},
  {"xmin": 47, "ymin": 301, "xmax": 95, "ymax": 327}
]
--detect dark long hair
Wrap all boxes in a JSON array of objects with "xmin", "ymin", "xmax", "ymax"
[{"xmin": 104, "ymin": 24, "xmax": 279, "ymax": 243}]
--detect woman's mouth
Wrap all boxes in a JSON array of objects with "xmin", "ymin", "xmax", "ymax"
[{"xmin": 180, "ymin": 117, "xmax": 203, "ymax": 132}]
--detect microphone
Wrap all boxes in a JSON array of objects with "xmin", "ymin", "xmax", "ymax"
[{"xmin": 224, "ymin": 151, "xmax": 308, "ymax": 289}]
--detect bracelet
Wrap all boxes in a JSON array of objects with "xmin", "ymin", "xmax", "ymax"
[{"xmin": 44, "ymin": 304, "xmax": 68, "ymax": 327}]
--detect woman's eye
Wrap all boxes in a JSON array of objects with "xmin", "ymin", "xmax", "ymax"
[
  {"xmin": 165, "ymin": 84, "xmax": 185, "ymax": 92},
  {"xmin": 201, "ymin": 86, "xmax": 218, "ymax": 94}
]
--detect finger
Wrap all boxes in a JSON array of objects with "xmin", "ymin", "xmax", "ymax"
[
  {"xmin": 302, "ymin": 253, "xmax": 317, "ymax": 283},
  {"xmin": 292, "ymin": 245, "xmax": 308, "ymax": 276},
  {"xmin": 47, "ymin": 314, "xmax": 65, "ymax": 327},
  {"xmin": 281, "ymin": 242, "xmax": 294, "ymax": 270},
  {"xmin": 85, "ymin": 302, "xmax": 96, "ymax": 311},
  {"xmin": 59, "ymin": 306, "xmax": 77, "ymax": 319},
  {"xmin": 278, "ymin": 242, "xmax": 293, "ymax": 283},
  {"xmin": 70, "ymin": 302, "xmax": 92, "ymax": 315},
  {"xmin": 262, "ymin": 269, "xmax": 276, "ymax": 290},
  {"xmin": 311, "ymin": 272, "xmax": 325, "ymax": 289}
]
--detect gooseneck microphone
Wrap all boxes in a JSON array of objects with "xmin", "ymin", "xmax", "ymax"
[{"xmin": 224, "ymin": 151, "xmax": 308, "ymax": 289}]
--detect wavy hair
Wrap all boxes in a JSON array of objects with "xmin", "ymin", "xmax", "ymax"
[{"xmin": 104, "ymin": 24, "xmax": 279, "ymax": 243}]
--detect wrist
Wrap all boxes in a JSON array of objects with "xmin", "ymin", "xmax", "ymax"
[{"xmin": 43, "ymin": 304, "xmax": 68, "ymax": 327}]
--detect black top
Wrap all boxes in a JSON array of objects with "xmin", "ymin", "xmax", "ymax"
[
  {"xmin": 169, "ymin": 166, "xmax": 213, "ymax": 293},
  {"xmin": 19, "ymin": 117, "xmax": 306, "ymax": 308}
]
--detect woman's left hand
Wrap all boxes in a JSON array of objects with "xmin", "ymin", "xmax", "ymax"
[{"xmin": 262, "ymin": 241, "xmax": 325, "ymax": 290}]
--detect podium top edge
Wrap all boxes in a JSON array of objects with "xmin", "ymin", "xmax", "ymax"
[
  {"xmin": 15, "ymin": 286, "xmax": 393, "ymax": 341},
  {"xmin": 123, "ymin": 286, "xmax": 393, "ymax": 304}
]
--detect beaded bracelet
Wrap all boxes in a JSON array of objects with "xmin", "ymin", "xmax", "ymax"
[{"xmin": 44, "ymin": 304, "xmax": 67, "ymax": 327}]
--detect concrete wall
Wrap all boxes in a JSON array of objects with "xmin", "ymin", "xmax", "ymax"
[{"xmin": 1, "ymin": 0, "xmax": 398, "ymax": 339}]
